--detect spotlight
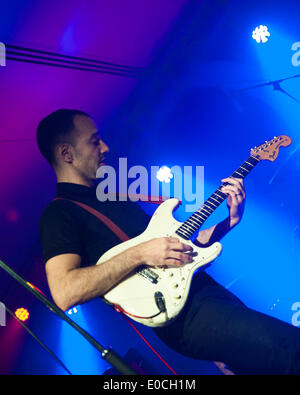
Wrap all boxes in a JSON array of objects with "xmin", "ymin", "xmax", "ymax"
[
  {"xmin": 67, "ymin": 306, "xmax": 79, "ymax": 315},
  {"xmin": 156, "ymin": 166, "xmax": 173, "ymax": 183},
  {"xmin": 15, "ymin": 307, "xmax": 29, "ymax": 322},
  {"xmin": 252, "ymin": 25, "xmax": 270, "ymax": 43}
]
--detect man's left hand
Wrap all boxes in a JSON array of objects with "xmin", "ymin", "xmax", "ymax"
[{"xmin": 220, "ymin": 177, "xmax": 246, "ymax": 227}]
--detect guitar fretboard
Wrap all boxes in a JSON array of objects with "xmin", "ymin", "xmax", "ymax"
[{"xmin": 175, "ymin": 155, "xmax": 260, "ymax": 240}]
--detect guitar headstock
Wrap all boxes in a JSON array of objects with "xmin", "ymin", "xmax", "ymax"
[{"xmin": 250, "ymin": 135, "xmax": 292, "ymax": 162}]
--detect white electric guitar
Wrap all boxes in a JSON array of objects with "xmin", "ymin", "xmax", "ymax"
[{"xmin": 96, "ymin": 135, "xmax": 291, "ymax": 327}]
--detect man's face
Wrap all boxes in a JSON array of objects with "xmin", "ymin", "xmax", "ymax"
[{"xmin": 71, "ymin": 115, "xmax": 109, "ymax": 182}]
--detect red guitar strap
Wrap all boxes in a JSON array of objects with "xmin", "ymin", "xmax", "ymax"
[
  {"xmin": 54, "ymin": 197, "xmax": 130, "ymax": 241},
  {"xmin": 53, "ymin": 193, "xmax": 171, "ymax": 240}
]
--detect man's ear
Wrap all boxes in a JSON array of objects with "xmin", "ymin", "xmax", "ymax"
[{"xmin": 55, "ymin": 143, "xmax": 73, "ymax": 164}]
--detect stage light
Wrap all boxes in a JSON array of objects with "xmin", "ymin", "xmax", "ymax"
[
  {"xmin": 15, "ymin": 308, "xmax": 29, "ymax": 322},
  {"xmin": 252, "ymin": 25, "xmax": 270, "ymax": 43},
  {"xmin": 156, "ymin": 166, "xmax": 173, "ymax": 183},
  {"xmin": 67, "ymin": 306, "xmax": 79, "ymax": 315}
]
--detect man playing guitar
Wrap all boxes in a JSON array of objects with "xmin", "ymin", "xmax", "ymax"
[{"xmin": 37, "ymin": 109, "xmax": 300, "ymax": 374}]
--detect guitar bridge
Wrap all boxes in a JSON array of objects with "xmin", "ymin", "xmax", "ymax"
[{"xmin": 136, "ymin": 265, "xmax": 159, "ymax": 284}]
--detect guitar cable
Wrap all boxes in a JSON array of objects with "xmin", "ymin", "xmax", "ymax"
[
  {"xmin": 116, "ymin": 309, "xmax": 178, "ymax": 375},
  {"xmin": 113, "ymin": 303, "xmax": 163, "ymax": 320}
]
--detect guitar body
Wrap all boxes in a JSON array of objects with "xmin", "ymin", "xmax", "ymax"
[{"xmin": 96, "ymin": 198, "xmax": 222, "ymax": 327}]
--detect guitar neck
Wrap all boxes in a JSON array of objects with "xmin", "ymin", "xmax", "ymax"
[{"xmin": 175, "ymin": 155, "xmax": 260, "ymax": 240}]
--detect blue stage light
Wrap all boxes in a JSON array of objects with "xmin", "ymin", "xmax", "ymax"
[
  {"xmin": 252, "ymin": 25, "xmax": 270, "ymax": 43},
  {"xmin": 156, "ymin": 166, "xmax": 173, "ymax": 183},
  {"xmin": 67, "ymin": 306, "xmax": 79, "ymax": 315}
]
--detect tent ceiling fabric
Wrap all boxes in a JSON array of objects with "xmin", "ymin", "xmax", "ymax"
[
  {"xmin": 0, "ymin": 0, "xmax": 189, "ymax": 66},
  {"xmin": 0, "ymin": 0, "xmax": 191, "ymax": 207}
]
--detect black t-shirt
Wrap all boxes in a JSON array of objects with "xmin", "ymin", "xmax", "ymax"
[{"xmin": 39, "ymin": 182, "xmax": 151, "ymax": 267}]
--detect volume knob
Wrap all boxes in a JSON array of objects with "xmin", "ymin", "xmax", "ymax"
[{"xmin": 174, "ymin": 294, "xmax": 182, "ymax": 299}]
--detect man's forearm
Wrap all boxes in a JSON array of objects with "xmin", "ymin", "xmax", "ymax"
[{"xmin": 61, "ymin": 247, "xmax": 142, "ymax": 310}]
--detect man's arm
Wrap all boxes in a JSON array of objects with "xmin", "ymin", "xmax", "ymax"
[
  {"xmin": 195, "ymin": 177, "xmax": 246, "ymax": 247},
  {"xmin": 46, "ymin": 237, "xmax": 193, "ymax": 311},
  {"xmin": 46, "ymin": 251, "xmax": 139, "ymax": 311}
]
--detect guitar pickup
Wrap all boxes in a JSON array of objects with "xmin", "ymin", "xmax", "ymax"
[{"xmin": 137, "ymin": 265, "xmax": 159, "ymax": 284}]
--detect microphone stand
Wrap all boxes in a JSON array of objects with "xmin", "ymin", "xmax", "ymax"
[
  {"xmin": 232, "ymin": 73, "xmax": 300, "ymax": 103},
  {"xmin": 0, "ymin": 259, "xmax": 137, "ymax": 375}
]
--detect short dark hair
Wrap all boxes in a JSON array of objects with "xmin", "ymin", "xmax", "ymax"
[{"xmin": 36, "ymin": 109, "xmax": 90, "ymax": 166}]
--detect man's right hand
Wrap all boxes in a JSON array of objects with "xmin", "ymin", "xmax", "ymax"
[{"xmin": 135, "ymin": 236, "xmax": 194, "ymax": 268}]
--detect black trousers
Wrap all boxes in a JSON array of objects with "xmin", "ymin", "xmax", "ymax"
[{"xmin": 153, "ymin": 271, "xmax": 300, "ymax": 375}]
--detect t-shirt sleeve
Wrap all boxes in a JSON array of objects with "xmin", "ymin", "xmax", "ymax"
[{"xmin": 39, "ymin": 202, "xmax": 84, "ymax": 263}]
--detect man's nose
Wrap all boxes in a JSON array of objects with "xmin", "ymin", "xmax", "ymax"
[{"xmin": 100, "ymin": 140, "xmax": 109, "ymax": 154}]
